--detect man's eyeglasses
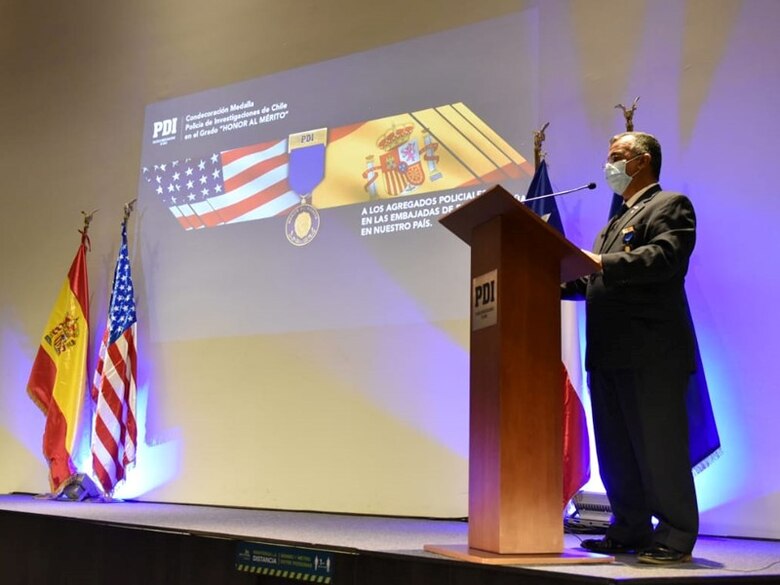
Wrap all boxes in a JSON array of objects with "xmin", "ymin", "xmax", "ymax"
[{"xmin": 607, "ymin": 152, "xmax": 642, "ymax": 165}]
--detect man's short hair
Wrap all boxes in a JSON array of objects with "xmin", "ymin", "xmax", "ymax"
[{"xmin": 610, "ymin": 131, "xmax": 662, "ymax": 179}]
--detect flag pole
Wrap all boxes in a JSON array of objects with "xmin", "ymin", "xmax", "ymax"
[
  {"xmin": 614, "ymin": 97, "xmax": 640, "ymax": 132},
  {"xmin": 609, "ymin": 96, "xmax": 722, "ymax": 473},
  {"xmin": 122, "ymin": 199, "xmax": 137, "ymax": 225},
  {"xmin": 608, "ymin": 98, "xmax": 641, "ymax": 219},
  {"xmin": 81, "ymin": 209, "xmax": 98, "ymax": 232},
  {"xmin": 524, "ymin": 126, "xmax": 593, "ymax": 507},
  {"xmin": 533, "ymin": 122, "xmax": 549, "ymax": 170},
  {"xmin": 91, "ymin": 199, "xmax": 140, "ymax": 497},
  {"xmin": 80, "ymin": 209, "xmax": 97, "ymax": 248}
]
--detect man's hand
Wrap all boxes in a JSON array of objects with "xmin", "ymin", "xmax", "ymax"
[{"xmin": 581, "ymin": 249, "xmax": 603, "ymax": 271}]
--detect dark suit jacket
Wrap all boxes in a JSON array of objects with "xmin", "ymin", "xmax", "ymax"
[{"xmin": 563, "ymin": 185, "xmax": 696, "ymax": 371}]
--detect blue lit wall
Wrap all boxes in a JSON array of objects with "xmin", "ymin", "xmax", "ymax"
[{"xmin": 543, "ymin": 0, "xmax": 780, "ymax": 538}]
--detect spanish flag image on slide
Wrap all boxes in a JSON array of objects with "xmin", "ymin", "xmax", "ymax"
[
  {"xmin": 27, "ymin": 231, "xmax": 90, "ymax": 492},
  {"xmin": 315, "ymin": 102, "xmax": 533, "ymax": 208}
]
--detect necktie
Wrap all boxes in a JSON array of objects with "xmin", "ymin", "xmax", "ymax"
[
  {"xmin": 606, "ymin": 204, "xmax": 629, "ymax": 234},
  {"xmin": 599, "ymin": 204, "xmax": 629, "ymax": 253}
]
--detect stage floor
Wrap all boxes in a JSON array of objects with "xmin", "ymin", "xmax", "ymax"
[{"xmin": 1, "ymin": 493, "xmax": 778, "ymax": 583}]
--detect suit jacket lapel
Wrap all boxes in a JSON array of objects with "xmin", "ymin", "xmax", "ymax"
[{"xmin": 600, "ymin": 185, "xmax": 662, "ymax": 253}]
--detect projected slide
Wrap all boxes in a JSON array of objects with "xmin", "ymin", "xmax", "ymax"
[
  {"xmin": 137, "ymin": 11, "xmax": 538, "ymax": 341},
  {"xmin": 144, "ymin": 104, "xmax": 529, "ymax": 236}
]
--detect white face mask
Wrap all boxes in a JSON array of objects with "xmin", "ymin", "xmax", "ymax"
[{"xmin": 604, "ymin": 155, "xmax": 641, "ymax": 195}]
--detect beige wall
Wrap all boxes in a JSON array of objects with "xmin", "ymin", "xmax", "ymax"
[{"xmin": 0, "ymin": 0, "xmax": 522, "ymax": 513}]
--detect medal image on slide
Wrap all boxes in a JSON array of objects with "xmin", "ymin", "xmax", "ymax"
[{"xmin": 285, "ymin": 128, "xmax": 326, "ymax": 246}]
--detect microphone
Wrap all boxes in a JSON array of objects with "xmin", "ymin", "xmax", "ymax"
[{"xmin": 524, "ymin": 182, "xmax": 596, "ymax": 202}]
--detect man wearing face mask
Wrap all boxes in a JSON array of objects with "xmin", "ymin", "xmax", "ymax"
[{"xmin": 562, "ymin": 132, "xmax": 698, "ymax": 564}]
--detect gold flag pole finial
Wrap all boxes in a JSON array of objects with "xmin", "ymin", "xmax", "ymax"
[
  {"xmin": 123, "ymin": 199, "xmax": 137, "ymax": 225},
  {"xmin": 80, "ymin": 210, "xmax": 98, "ymax": 249},
  {"xmin": 80, "ymin": 209, "xmax": 98, "ymax": 235},
  {"xmin": 533, "ymin": 122, "xmax": 550, "ymax": 170},
  {"xmin": 615, "ymin": 97, "xmax": 640, "ymax": 132}
]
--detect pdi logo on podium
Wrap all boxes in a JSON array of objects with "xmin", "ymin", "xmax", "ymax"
[
  {"xmin": 472, "ymin": 269, "xmax": 498, "ymax": 331},
  {"xmin": 152, "ymin": 117, "xmax": 178, "ymax": 145}
]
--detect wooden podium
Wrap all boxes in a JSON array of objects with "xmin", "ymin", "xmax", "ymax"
[{"xmin": 424, "ymin": 185, "xmax": 612, "ymax": 565}]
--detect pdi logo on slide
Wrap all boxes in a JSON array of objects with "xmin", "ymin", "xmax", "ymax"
[{"xmin": 152, "ymin": 117, "xmax": 178, "ymax": 145}]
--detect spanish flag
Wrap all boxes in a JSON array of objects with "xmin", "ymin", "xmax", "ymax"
[{"xmin": 27, "ymin": 230, "xmax": 90, "ymax": 492}]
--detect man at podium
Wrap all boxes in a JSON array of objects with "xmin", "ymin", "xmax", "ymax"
[{"xmin": 562, "ymin": 132, "xmax": 698, "ymax": 565}]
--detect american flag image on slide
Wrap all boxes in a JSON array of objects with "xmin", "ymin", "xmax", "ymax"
[{"xmin": 142, "ymin": 139, "xmax": 300, "ymax": 230}]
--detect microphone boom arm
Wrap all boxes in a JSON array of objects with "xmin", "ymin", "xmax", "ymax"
[{"xmin": 524, "ymin": 182, "xmax": 596, "ymax": 202}]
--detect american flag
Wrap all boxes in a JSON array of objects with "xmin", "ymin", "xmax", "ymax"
[
  {"xmin": 91, "ymin": 221, "xmax": 138, "ymax": 495},
  {"xmin": 142, "ymin": 139, "xmax": 299, "ymax": 230}
]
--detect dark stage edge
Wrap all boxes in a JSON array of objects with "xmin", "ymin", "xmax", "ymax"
[{"xmin": 0, "ymin": 494, "xmax": 778, "ymax": 585}]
